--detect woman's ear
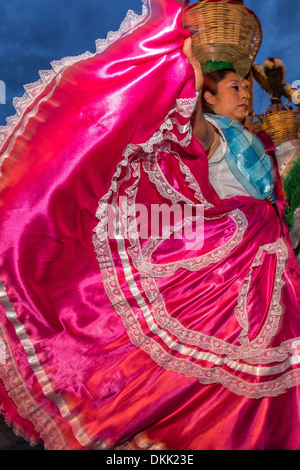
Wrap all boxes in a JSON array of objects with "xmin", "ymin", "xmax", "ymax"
[{"xmin": 204, "ymin": 90, "xmax": 215, "ymax": 106}]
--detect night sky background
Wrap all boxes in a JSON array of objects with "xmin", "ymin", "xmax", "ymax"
[{"xmin": 0, "ymin": 0, "xmax": 299, "ymax": 126}]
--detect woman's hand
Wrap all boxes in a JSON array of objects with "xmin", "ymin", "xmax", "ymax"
[
  {"xmin": 182, "ymin": 37, "xmax": 213, "ymax": 150},
  {"xmin": 182, "ymin": 37, "xmax": 203, "ymax": 93}
]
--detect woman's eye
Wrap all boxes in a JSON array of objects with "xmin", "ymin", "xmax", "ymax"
[{"xmin": 232, "ymin": 86, "xmax": 239, "ymax": 91}]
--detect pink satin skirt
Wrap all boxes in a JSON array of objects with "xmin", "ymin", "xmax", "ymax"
[{"xmin": 0, "ymin": 0, "xmax": 299, "ymax": 450}]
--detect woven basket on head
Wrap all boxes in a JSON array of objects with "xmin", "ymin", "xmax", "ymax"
[
  {"xmin": 184, "ymin": 0, "xmax": 262, "ymax": 77},
  {"xmin": 250, "ymin": 110, "xmax": 300, "ymax": 146}
]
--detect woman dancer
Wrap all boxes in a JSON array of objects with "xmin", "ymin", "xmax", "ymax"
[{"xmin": 0, "ymin": 0, "xmax": 299, "ymax": 450}]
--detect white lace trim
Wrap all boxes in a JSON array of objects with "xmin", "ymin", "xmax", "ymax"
[
  {"xmin": 142, "ymin": 148, "xmax": 210, "ymax": 206},
  {"xmin": 235, "ymin": 239, "xmax": 287, "ymax": 349},
  {"xmin": 140, "ymin": 238, "xmax": 297, "ymax": 365}
]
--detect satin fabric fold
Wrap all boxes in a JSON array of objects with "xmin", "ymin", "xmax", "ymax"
[{"xmin": 0, "ymin": 0, "xmax": 300, "ymax": 451}]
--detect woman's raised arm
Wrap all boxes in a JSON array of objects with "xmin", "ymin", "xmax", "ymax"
[{"xmin": 182, "ymin": 37, "xmax": 215, "ymax": 150}]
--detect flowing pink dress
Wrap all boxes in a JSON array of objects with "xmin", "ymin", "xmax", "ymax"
[{"xmin": 0, "ymin": 0, "xmax": 300, "ymax": 450}]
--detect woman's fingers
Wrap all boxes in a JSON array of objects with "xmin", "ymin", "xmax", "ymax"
[{"xmin": 182, "ymin": 36, "xmax": 193, "ymax": 60}]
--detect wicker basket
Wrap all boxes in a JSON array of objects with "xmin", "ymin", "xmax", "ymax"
[
  {"xmin": 184, "ymin": 0, "xmax": 262, "ymax": 77},
  {"xmin": 250, "ymin": 110, "xmax": 300, "ymax": 146}
]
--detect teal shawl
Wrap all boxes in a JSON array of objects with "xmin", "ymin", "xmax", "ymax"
[{"xmin": 206, "ymin": 114, "xmax": 275, "ymax": 202}]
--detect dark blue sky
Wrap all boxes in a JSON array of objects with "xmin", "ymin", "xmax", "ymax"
[{"xmin": 0, "ymin": 0, "xmax": 299, "ymax": 125}]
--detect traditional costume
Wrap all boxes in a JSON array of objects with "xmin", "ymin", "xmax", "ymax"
[{"xmin": 0, "ymin": 0, "xmax": 299, "ymax": 450}]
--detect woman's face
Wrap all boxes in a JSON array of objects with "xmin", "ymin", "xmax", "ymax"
[{"xmin": 205, "ymin": 71, "xmax": 250, "ymax": 123}]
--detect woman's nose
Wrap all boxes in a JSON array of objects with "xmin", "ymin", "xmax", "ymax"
[{"xmin": 241, "ymin": 89, "xmax": 250, "ymax": 100}]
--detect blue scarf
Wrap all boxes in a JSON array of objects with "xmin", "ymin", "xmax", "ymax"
[{"xmin": 206, "ymin": 114, "xmax": 275, "ymax": 202}]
